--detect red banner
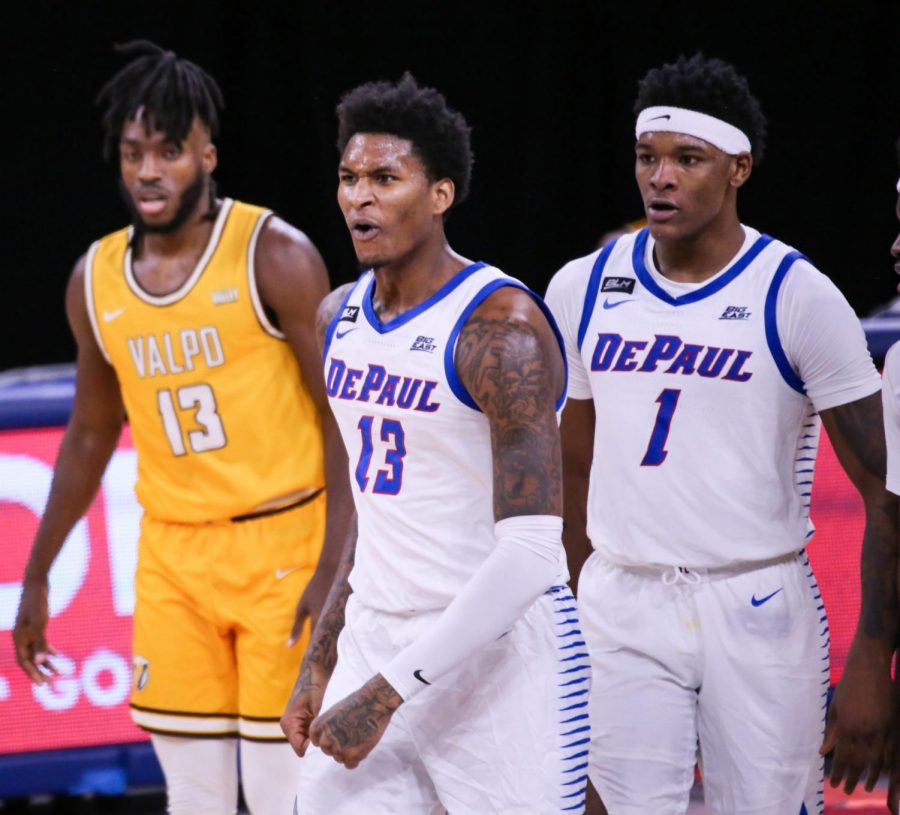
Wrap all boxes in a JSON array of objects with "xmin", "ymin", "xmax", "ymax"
[{"xmin": 0, "ymin": 424, "xmax": 866, "ymax": 756}]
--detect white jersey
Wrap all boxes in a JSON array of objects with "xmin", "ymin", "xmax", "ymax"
[
  {"xmin": 546, "ymin": 226, "xmax": 880, "ymax": 569},
  {"xmin": 323, "ymin": 262, "xmax": 566, "ymax": 613},
  {"xmin": 883, "ymin": 342, "xmax": 900, "ymax": 496}
]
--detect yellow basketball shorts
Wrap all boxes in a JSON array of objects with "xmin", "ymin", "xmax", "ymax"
[{"xmin": 129, "ymin": 493, "xmax": 325, "ymax": 741}]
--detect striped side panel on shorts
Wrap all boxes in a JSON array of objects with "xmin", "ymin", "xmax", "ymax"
[
  {"xmin": 799, "ymin": 548, "xmax": 829, "ymax": 815},
  {"xmin": 549, "ymin": 584, "xmax": 591, "ymax": 814}
]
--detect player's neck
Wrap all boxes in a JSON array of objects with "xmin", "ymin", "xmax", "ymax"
[
  {"xmin": 652, "ymin": 215, "xmax": 745, "ymax": 284},
  {"xmin": 371, "ymin": 238, "xmax": 470, "ymax": 322},
  {"xmin": 135, "ymin": 198, "xmax": 218, "ymax": 262}
]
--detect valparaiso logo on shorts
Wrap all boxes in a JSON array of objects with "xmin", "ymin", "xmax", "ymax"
[{"xmin": 133, "ymin": 655, "xmax": 150, "ymax": 691}]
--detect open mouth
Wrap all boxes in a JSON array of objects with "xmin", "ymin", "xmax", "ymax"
[
  {"xmin": 136, "ymin": 194, "xmax": 168, "ymax": 216},
  {"xmin": 351, "ymin": 222, "xmax": 380, "ymax": 241},
  {"xmin": 647, "ymin": 200, "xmax": 678, "ymax": 221}
]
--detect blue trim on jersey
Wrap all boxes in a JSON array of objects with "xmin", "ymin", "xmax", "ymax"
[
  {"xmin": 576, "ymin": 238, "xmax": 618, "ymax": 352},
  {"xmin": 321, "ymin": 276, "xmax": 365, "ymax": 362},
  {"xmin": 631, "ymin": 228, "xmax": 775, "ymax": 306},
  {"xmin": 764, "ymin": 250, "xmax": 807, "ymax": 395},
  {"xmin": 361, "ymin": 261, "xmax": 488, "ymax": 334},
  {"xmin": 444, "ymin": 280, "xmax": 569, "ymax": 413}
]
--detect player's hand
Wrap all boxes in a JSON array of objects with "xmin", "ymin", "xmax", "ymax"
[
  {"xmin": 12, "ymin": 578, "xmax": 58, "ymax": 684},
  {"xmin": 308, "ymin": 673, "xmax": 402, "ymax": 769},
  {"xmin": 288, "ymin": 569, "xmax": 331, "ymax": 647},
  {"xmin": 821, "ymin": 644, "xmax": 893, "ymax": 795},
  {"xmin": 281, "ymin": 659, "xmax": 331, "ymax": 757}
]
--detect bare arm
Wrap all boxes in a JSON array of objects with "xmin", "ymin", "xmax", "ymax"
[
  {"xmin": 281, "ymin": 283, "xmax": 358, "ymax": 756},
  {"xmin": 13, "ymin": 255, "xmax": 125, "ymax": 682},
  {"xmin": 254, "ymin": 218, "xmax": 354, "ymax": 636},
  {"xmin": 560, "ymin": 398, "xmax": 595, "ymax": 595},
  {"xmin": 820, "ymin": 391, "xmax": 898, "ymax": 796}
]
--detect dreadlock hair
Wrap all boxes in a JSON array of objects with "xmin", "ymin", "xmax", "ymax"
[
  {"xmin": 634, "ymin": 53, "xmax": 768, "ymax": 164},
  {"xmin": 96, "ymin": 40, "xmax": 224, "ymax": 160},
  {"xmin": 336, "ymin": 72, "xmax": 473, "ymax": 210}
]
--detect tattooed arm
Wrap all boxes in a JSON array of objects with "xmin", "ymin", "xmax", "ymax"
[
  {"xmin": 281, "ymin": 515, "xmax": 357, "ymax": 757},
  {"xmin": 307, "ymin": 285, "xmax": 566, "ymax": 769},
  {"xmin": 819, "ymin": 392, "xmax": 899, "ymax": 798},
  {"xmin": 456, "ymin": 286, "xmax": 565, "ymax": 520},
  {"xmin": 281, "ymin": 284, "xmax": 359, "ymax": 758}
]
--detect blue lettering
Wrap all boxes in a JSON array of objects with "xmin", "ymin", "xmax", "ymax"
[
  {"xmin": 665, "ymin": 344, "xmax": 703, "ymax": 375},
  {"xmin": 415, "ymin": 380, "xmax": 441, "ymax": 412},
  {"xmin": 325, "ymin": 358, "xmax": 346, "ymax": 397},
  {"xmin": 612, "ymin": 340, "xmax": 648, "ymax": 372},
  {"xmin": 376, "ymin": 374, "xmax": 401, "ymax": 406},
  {"xmin": 697, "ymin": 347, "xmax": 734, "ymax": 378},
  {"xmin": 722, "ymin": 350, "xmax": 753, "ymax": 382},
  {"xmin": 591, "ymin": 333, "xmax": 622, "ymax": 371},
  {"xmin": 396, "ymin": 377, "xmax": 423, "ymax": 409},
  {"xmin": 358, "ymin": 364, "xmax": 386, "ymax": 402},
  {"xmin": 638, "ymin": 335, "xmax": 681, "ymax": 372},
  {"xmin": 339, "ymin": 367, "xmax": 363, "ymax": 399}
]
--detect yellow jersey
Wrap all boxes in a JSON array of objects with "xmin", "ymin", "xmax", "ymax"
[{"xmin": 85, "ymin": 198, "xmax": 324, "ymax": 523}]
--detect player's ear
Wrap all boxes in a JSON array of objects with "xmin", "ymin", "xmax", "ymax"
[
  {"xmin": 203, "ymin": 143, "xmax": 218, "ymax": 175},
  {"xmin": 730, "ymin": 152, "xmax": 752, "ymax": 188},
  {"xmin": 432, "ymin": 178, "xmax": 455, "ymax": 216}
]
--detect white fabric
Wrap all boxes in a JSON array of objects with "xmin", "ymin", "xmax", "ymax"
[
  {"xmin": 579, "ymin": 550, "xmax": 826, "ymax": 815},
  {"xmin": 544, "ymin": 227, "xmax": 880, "ymax": 568},
  {"xmin": 325, "ymin": 263, "xmax": 566, "ymax": 613},
  {"xmin": 636, "ymin": 105, "xmax": 752, "ymax": 155},
  {"xmin": 151, "ymin": 734, "xmax": 239, "ymax": 815},
  {"xmin": 883, "ymin": 342, "xmax": 900, "ymax": 495},
  {"xmin": 240, "ymin": 739, "xmax": 302, "ymax": 814},
  {"xmin": 381, "ymin": 515, "xmax": 563, "ymax": 700},
  {"xmin": 297, "ymin": 591, "xmax": 589, "ymax": 815}
]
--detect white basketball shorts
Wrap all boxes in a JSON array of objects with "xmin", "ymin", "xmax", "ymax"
[
  {"xmin": 296, "ymin": 587, "xmax": 591, "ymax": 814},
  {"xmin": 579, "ymin": 549, "xmax": 827, "ymax": 815}
]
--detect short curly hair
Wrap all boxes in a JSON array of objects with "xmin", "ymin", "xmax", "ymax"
[
  {"xmin": 634, "ymin": 53, "xmax": 767, "ymax": 164},
  {"xmin": 336, "ymin": 72, "xmax": 473, "ymax": 208}
]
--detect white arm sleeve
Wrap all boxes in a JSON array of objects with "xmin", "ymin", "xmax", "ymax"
[
  {"xmin": 379, "ymin": 515, "xmax": 564, "ymax": 701},
  {"xmin": 545, "ymin": 256, "xmax": 596, "ymax": 400},
  {"xmin": 883, "ymin": 343, "xmax": 900, "ymax": 496},
  {"xmin": 777, "ymin": 260, "xmax": 881, "ymax": 411}
]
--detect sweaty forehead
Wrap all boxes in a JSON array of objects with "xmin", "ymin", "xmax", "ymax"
[{"xmin": 341, "ymin": 133, "xmax": 421, "ymax": 170}]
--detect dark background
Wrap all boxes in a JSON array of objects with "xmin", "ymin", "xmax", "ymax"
[{"xmin": 2, "ymin": 0, "xmax": 898, "ymax": 372}]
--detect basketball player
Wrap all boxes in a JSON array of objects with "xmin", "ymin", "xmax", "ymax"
[
  {"xmin": 11, "ymin": 41, "xmax": 352, "ymax": 814},
  {"xmin": 545, "ymin": 54, "xmax": 897, "ymax": 814},
  {"xmin": 279, "ymin": 74, "xmax": 588, "ymax": 814},
  {"xmin": 881, "ymin": 139, "xmax": 900, "ymax": 814}
]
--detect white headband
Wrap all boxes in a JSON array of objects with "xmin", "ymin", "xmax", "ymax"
[
  {"xmin": 636, "ymin": 106, "xmax": 752, "ymax": 155},
  {"xmin": 896, "ymin": 176, "xmax": 900, "ymax": 193}
]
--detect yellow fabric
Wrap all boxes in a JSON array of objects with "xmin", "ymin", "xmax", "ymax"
[
  {"xmin": 87, "ymin": 199, "xmax": 324, "ymax": 523},
  {"xmin": 130, "ymin": 495, "xmax": 324, "ymax": 737}
]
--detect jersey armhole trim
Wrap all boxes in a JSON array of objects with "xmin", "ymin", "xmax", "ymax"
[
  {"xmin": 83, "ymin": 240, "xmax": 111, "ymax": 364},
  {"xmin": 577, "ymin": 239, "xmax": 618, "ymax": 352},
  {"xmin": 445, "ymin": 280, "xmax": 568, "ymax": 412},
  {"xmin": 764, "ymin": 250, "xmax": 807, "ymax": 395},
  {"xmin": 246, "ymin": 210, "xmax": 284, "ymax": 339},
  {"xmin": 322, "ymin": 275, "xmax": 368, "ymax": 362}
]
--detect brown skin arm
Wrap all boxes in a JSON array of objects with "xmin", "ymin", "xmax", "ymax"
[
  {"xmin": 307, "ymin": 285, "xmax": 566, "ymax": 770},
  {"xmin": 254, "ymin": 219, "xmax": 353, "ymax": 642},
  {"xmin": 12, "ymin": 256, "xmax": 125, "ymax": 684},
  {"xmin": 560, "ymin": 397, "xmax": 596, "ymax": 595},
  {"xmin": 819, "ymin": 392, "xmax": 898, "ymax": 801},
  {"xmin": 281, "ymin": 284, "xmax": 359, "ymax": 757}
]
